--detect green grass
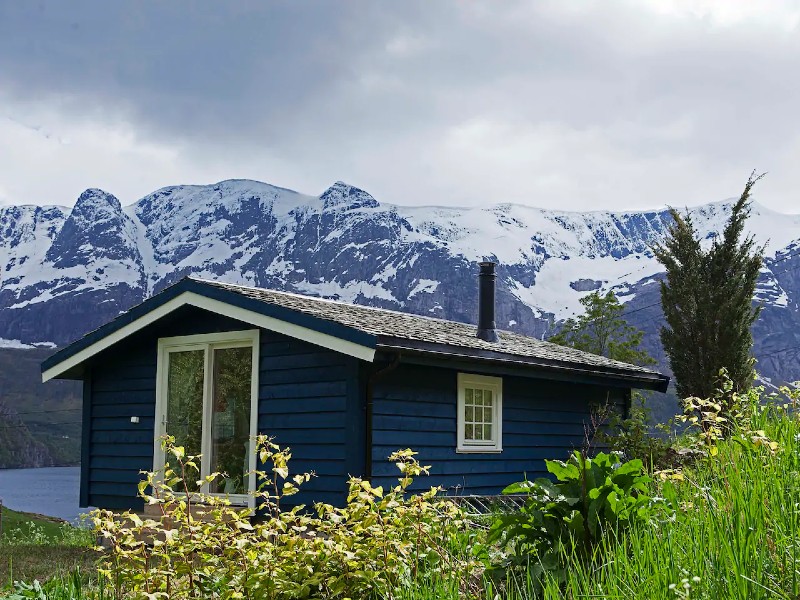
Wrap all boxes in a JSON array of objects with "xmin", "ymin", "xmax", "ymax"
[
  {"xmin": 4, "ymin": 403, "xmax": 800, "ymax": 599},
  {"xmin": 394, "ymin": 404, "xmax": 800, "ymax": 599},
  {"xmin": 1, "ymin": 506, "xmax": 70, "ymax": 541},
  {"xmin": 508, "ymin": 403, "xmax": 800, "ymax": 599},
  {"xmin": 0, "ymin": 507, "xmax": 95, "ymax": 588}
]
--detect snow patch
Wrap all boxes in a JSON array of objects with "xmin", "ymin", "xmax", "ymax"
[
  {"xmin": 0, "ymin": 338, "xmax": 55, "ymax": 349},
  {"xmin": 408, "ymin": 279, "xmax": 439, "ymax": 298},
  {"xmin": 294, "ymin": 279, "xmax": 398, "ymax": 304},
  {"xmin": 512, "ymin": 255, "xmax": 661, "ymax": 319}
]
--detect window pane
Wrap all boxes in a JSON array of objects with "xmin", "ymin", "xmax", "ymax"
[
  {"xmin": 209, "ymin": 346, "xmax": 253, "ymax": 495},
  {"xmin": 464, "ymin": 423, "xmax": 474, "ymax": 440},
  {"xmin": 474, "ymin": 389, "xmax": 483, "ymax": 407},
  {"xmin": 474, "ymin": 425, "xmax": 483, "ymax": 440},
  {"xmin": 483, "ymin": 424, "xmax": 493, "ymax": 440},
  {"xmin": 484, "ymin": 390, "xmax": 493, "ymax": 406},
  {"xmin": 166, "ymin": 350, "xmax": 205, "ymax": 492},
  {"xmin": 465, "ymin": 405, "xmax": 474, "ymax": 422}
]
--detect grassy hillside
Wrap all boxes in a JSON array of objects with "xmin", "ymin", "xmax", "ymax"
[
  {"xmin": 0, "ymin": 348, "xmax": 81, "ymax": 467},
  {"xmin": 532, "ymin": 402, "xmax": 800, "ymax": 598},
  {"xmin": 0, "ymin": 505, "xmax": 95, "ymax": 584}
]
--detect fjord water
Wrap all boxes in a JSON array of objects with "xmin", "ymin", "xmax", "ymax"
[{"xmin": 0, "ymin": 466, "xmax": 87, "ymax": 523}]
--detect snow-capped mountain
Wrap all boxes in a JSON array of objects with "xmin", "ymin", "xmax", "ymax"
[{"xmin": 2, "ymin": 179, "xmax": 799, "ymax": 384}]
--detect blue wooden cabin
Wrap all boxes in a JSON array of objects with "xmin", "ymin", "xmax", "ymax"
[{"xmin": 42, "ymin": 263, "xmax": 669, "ymax": 511}]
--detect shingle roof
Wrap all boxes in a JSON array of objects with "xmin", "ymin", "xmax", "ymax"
[
  {"xmin": 42, "ymin": 275, "xmax": 668, "ymax": 390},
  {"xmin": 194, "ymin": 278, "xmax": 667, "ymax": 386}
]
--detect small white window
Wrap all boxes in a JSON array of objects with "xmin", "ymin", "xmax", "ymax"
[{"xmin": 457, "ymin": 373, "xmax": 503, "ymax": 453}]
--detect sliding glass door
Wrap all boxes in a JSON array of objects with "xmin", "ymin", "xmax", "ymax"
[{"xmin": 156, "ymin": 331, "xmax": 259, "ymax": 505}]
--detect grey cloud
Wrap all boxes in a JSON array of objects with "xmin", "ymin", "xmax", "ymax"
[
  {"xmin": 0, "ymin": 2, "xmax": 364, "ymax": 136},
  {"xmin": 1, "ymin": 1, "xmax": 799, "ymax": 211}
]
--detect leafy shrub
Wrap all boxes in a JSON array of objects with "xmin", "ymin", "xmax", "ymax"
[
  {"xmin": 678, "ymin": 369, "xmax": 790, "ymax": 459},
  {"xmin": 92, "ymin": 436, "xmax": 479, "ymax": 600},
  {"xmin": 488, "ymin": 450, "xmax": 664, "ymax": 583},
  {"xmin": 593, "ymin": 392, "xmax": 674, "ymax": 470}
]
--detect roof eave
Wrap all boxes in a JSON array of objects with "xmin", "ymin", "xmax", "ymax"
[{"xmin": 376, "ymin": 337, "xmax": 670, "ymax": 393}]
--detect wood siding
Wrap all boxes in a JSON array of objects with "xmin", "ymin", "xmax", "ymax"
[
  {"xmin": 82, "ymin": 306, "xmax": 361, "ymax": 510},
  {"xmin": 258, "ymin": 333, "xmax": 362, "ymax": 507},
  {"xmin": 369, "ymin": 363, "xmax": 627, "ymax": 496}
]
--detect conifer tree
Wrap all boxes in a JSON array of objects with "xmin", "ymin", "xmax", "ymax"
[{"xmin": 652, "ymin": 173, "xmax": 765, "ymax": 400}]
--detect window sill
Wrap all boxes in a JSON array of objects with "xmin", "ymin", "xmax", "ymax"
[
  {"xmin": 146, "ymin": 492, "xmax": 254, "ymax": 511},
  {"xmin": 456, "ymin": 447, "xmax": 503, "ymax": 454}
]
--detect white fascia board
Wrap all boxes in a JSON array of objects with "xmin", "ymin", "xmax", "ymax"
[{"xmin": 42, "ymin": 291, "xmax": 376, "ymax": 382}]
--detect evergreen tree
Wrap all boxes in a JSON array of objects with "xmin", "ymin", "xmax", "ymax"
[
  {"xmin": 549, "ymin": 290, "xmax": 655, "ymax": 366},
  {"xmin": 652, "ymin": 173, "xmax": 765, "ymax": 400}
]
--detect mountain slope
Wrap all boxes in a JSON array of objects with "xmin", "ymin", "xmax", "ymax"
[{"xmin": 1, "ymin": 179, "xmax": 799, "ymax": 385}]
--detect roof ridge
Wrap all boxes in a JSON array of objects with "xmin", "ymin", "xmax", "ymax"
[{"xmin": 188, "ymin": 275, "xmax": 491, "ymax": 328}]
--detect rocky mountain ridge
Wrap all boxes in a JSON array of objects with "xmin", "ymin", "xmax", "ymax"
[{"xmin": 1, "ymin": 179, "xmax": 799, "ymax": 384}]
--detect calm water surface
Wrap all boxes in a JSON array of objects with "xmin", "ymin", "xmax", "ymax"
[{"xmin": 0, "ymin": 466, "xmax": 90, "ymax": 524}]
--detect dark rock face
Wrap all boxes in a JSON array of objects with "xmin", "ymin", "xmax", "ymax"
[
  {"xmin": 2, "ymin": 180, "xmax": 799, "ymax": 387},
  {"xmin": 45, "ymin": 189, "xmax": 141, "ymax": 270},
  {"xmin": 0, "ymin": 348, "xmax": 82, "ymax": 468},
  {"xmin": 0, "ymin": 285, "xmax": 144, "ymax": 345},
  {"xmin": 570, "ymin": 279, "xmax": 603, "ymax": 292}
]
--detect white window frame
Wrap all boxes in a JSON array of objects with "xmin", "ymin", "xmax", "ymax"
[
  {"xmin": 457, "ymin": 373, "xmax": 503, "ymax": 453},
  {"xmin": 154, "ymin": 330, "xmax": 260, "ymax": 508}
]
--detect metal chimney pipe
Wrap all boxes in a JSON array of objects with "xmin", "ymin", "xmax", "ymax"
[{"xmin": 477, "ymin": 261, "xmax": 500, "ymax": 343}]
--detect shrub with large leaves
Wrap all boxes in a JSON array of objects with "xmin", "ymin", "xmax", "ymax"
[{"xmin": 489, "ymin": 450, "xmax": 662, "ymax": 581}]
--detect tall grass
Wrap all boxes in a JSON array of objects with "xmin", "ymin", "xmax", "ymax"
[
  {"xmin": 5, "ymin": 568, "xmax": 112, "ymax": 600},
  {"xmin": 526, "ymin": 403, "xmax": 800, "ymax": 600},
  {"xmin": 1, "ymin": 514, "xmax": 96, "ymax": 589},
  {"xmin": 8, "ymin": 401, "xmax": 800, "ymax": 599},
  {"xmin": 402, "ymin": 403, "xmax": 800, "ymax": 600}
]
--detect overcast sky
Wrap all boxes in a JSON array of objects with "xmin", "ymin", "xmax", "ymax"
[{"xmin": 1, "ymin": 1, "xmax": 799, "ymax": 212}]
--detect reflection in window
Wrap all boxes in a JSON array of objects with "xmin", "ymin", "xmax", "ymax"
[
  {"xmin": 209, "ymin": 346, "xmax": 252, "ymax": 495},
  {"xmin": 166, "ymin": 350, "xmax": 204, "ymax": 492}
]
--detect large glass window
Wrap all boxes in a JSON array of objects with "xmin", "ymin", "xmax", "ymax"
[
  {"xmin": 165, "ymin": 349, "xmax": 205, "ymax": 492},
  {"xmin": 457, "ymin": 373, "xmax": 502, "ymax": 452},
  {"xmin": 209, "ymin": 346, "xmax": 253, "ymax": 495},
  {"xmin": 156, "ymin": 331, "xmax": 259, "ymax": 505}
]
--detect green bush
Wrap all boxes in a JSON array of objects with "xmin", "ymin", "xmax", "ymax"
[
  {"xmin": 594, "ymin": 392, "xmax": 675, "ymax": 470},
  {"xmin": 488, "ymin": 450, "xmax": 665, "ymax": 583},
  {"xmin": 678, "ymin": 369, "xmax": 785, "ymax": 460},
  {"xmin": 92, "ymin": 436, "xmax": 480, "ymax": 600},
  {"xmin": 529, "ymin": 385, "xmax": 800, "ymax": 600}
]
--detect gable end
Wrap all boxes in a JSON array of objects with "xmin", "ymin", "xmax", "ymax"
[{"xmin": 42, "ymin": 280, "xmax": 377, "ymax": 381}]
